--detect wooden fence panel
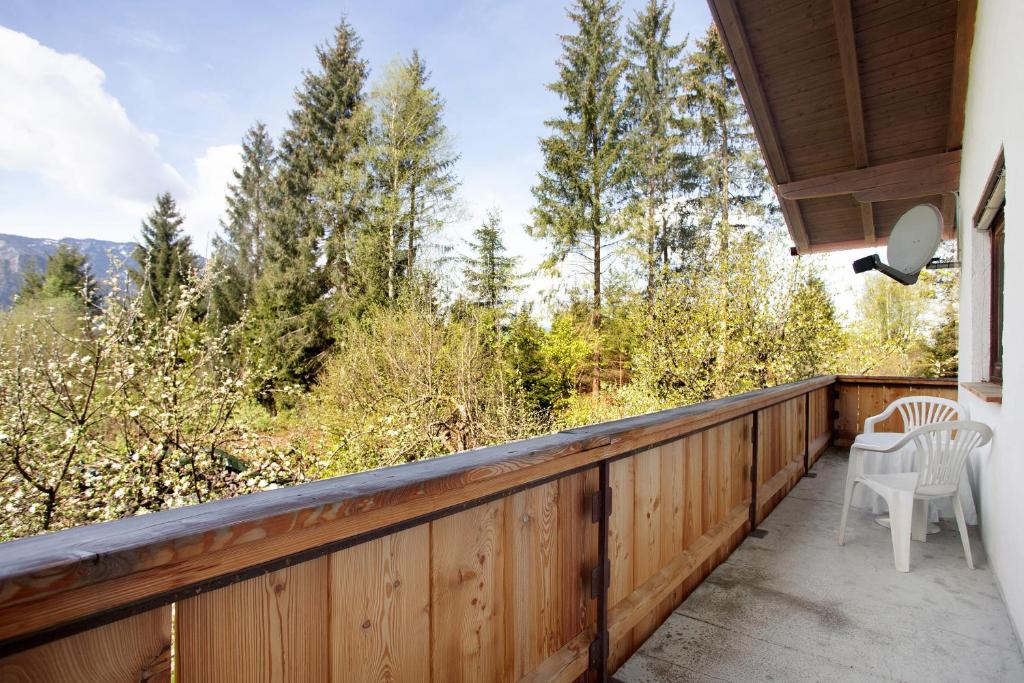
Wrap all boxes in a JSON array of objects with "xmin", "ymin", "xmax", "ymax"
[
  {"xmin": 808, "ymin": 387, "xmax": 831, "ymax": 465},
  {"xmin": 833, "ymin": 378, "xmax": 959, "ymax": 443},
  {"xmin": 607, "ymin": 417, "xmax": 752, "ymax": 671},
  {"xmin": 330, "ymin": 525, "xmax": 430, "ymax": 682},
  {"xmin": 0, "ymin": 376, "xmax": 844, "ymax": 682},
  {"xmin": 756, "ymin": 397, "xmax": 806, "ymax": 523},
  {"xmin": 0, "ymin": 607, "xmax": 171, "ymax": 682},
  {"xmin": 177, "ymin": 558, "xmax": 329, "ymax": 682}
]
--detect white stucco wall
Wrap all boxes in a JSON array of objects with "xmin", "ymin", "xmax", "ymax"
[{"xmin": 958, "ymin": 0, "xmax": 1024, "ymax": 645}]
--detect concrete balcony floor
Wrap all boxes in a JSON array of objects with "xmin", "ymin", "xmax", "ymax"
[{"xmin": 617, "ymin": 449, "xmax": 1024, "ymax": 682}]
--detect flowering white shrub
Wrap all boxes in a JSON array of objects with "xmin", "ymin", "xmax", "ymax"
[{"xmin": 0, "ymin": 271, "xmax": 310, "ymax": 541}]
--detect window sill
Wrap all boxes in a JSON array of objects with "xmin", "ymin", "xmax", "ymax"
[{"xmin": 961, "ymin": 382, "xmax": 1003, "ymax": 404}]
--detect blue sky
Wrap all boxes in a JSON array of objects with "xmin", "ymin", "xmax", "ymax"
[{"xmin": 0, "ymin": 0, "xmax": 867, "ymax": 313}]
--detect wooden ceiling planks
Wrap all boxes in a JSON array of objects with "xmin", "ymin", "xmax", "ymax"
[{"xmin": 708, "ymin": 0, "xmax": 975, "ymax": 252}]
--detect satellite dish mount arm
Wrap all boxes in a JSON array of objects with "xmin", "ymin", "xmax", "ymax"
[{"xmin": 852, "ymin": 254, "xmax": 920, "ymax": 285}]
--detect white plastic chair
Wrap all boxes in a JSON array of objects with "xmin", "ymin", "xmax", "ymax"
[
  {"xmin": 838, "ymin": 421, "xmax": 992, "ymax": 572},
  {"xmin": 863, "ymin": 395, "xmax": 968, "ymax": 435},
  {"xmin": 843, "ymin": 396, "xmax": 969, "ymax": 529}
]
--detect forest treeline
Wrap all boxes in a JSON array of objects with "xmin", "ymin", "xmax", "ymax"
[{"xmin": 0, "ymin": 1, "xmax": 956, "ymax": 541}]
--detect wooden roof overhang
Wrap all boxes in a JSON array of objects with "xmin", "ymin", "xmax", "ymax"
[{"xmin": 708, "ymin": 0, "xmax": 977, "ymax": 253}]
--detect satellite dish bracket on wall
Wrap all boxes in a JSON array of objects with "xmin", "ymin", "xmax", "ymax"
[{"xmin": 852, "ymin": 203, "xmax": 944, "ymax": 286}]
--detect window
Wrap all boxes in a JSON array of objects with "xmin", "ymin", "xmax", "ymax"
[
  {"xmin": 974, "ymin": 150, "xmax": 1006, "ymax": 384},
  {"xmin": 990, "ymin": 211, "xmax": 1004, "ymax": 383}
]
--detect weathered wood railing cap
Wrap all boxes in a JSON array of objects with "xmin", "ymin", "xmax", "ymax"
[{"xmin": 0, "ymin": 375, "xmax": 835, "ymax": 650}]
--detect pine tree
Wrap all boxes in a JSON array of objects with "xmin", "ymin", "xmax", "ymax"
[
  {"xmin": 132, "ymin": 193, "xmax": 196, "ymax": 320},
  {"xmin": 17, "ymin": 244, "xmax": 99, "ymax": 307},
  {"xmin": 624, "ymin": 0, "xmax": 691, "ymax": 298},
  {"xmin": 463, "ymin": 208, "xmax": 519, "ymax": 311},
  {"xmin": 211, "ymin": 122, "xmax": 276, "ymax": 328},
  {"xmin": 367, "ymin": 51, "xmax": 458, "ymax": 302},
  {"xmin": 251, "ymin": 19, "xmax": 369, "ymax": 403},
  {"xmin": 530, "ymin": 0, "xmax": 630, "ymax": 394}
]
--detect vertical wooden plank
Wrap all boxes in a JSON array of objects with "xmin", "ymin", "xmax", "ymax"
[
  {"xmin": 659, "ymin": 440, "xmax": 685, "ymax": 564},
  {"xmin": 0, "ymin": 607, "xmax": 171, "ymax": 682},
  {"xmin": 177, "ymin": 558, "xmax": 329, "ymax": 683},
  {"xmin": 557, "ymin": 469, "xmax": 598, "ymax": 653},
  {"xmin": 607, "ymin": 456, "xmax": 635, "ymax": 671},
  {"xmin": 330, "ymin": 525, "xmax": 430, "ymax": 682},
  {"xmin": 632, "ymin": 447, "xmax": 662, "ymax": 644},
  {"xmin": 835, "ymin": 382, "xmax": 860, "ymax": 440},
  {"xmin": 654, "ymin": 439, "xmax": 685, "ymax": 623},
  {"xmin": 508, "ymin": 480, "xmax": 560, "ymax": 679},
  {"xmin": 431, "ymin": 498, "xmax": 507, "ymax": 682}
]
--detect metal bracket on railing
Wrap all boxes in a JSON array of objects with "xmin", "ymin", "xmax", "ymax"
[
  {"xmin": 590, "ymin": 559, "xmax": 611, "ymax": 599},
  {"xmin": 588, "ymin": 460, "xmax": 612, "ymax": 681},
  {"xmin": 592, "ymin": 486, "xmax": 612, "ymax": 523}
]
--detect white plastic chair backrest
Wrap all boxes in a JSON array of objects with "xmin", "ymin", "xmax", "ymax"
[
  {"xmin": 904, "ymin": 421, "xmax": 992, "ymax": 496},
  {"xmin": 891, "ymin": 396, "xmax": 967, "ymax": 432}
]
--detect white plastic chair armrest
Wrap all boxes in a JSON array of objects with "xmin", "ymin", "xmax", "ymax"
[{"xmin": 852, "ymin": 430, "xmax": 918, "ymax": 453}]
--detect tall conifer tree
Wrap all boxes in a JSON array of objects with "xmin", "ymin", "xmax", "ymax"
[
  {"xmin": 682, "ymin": 26, "xmax": 768, "ymax": 248},
  {"xmin": 624, "ymin": 0, "xmax": 691, "ymax": 298},
  {"xmin": 132, "ymin": 193, "xmax": 196, "ymax": 320},
  {"xmin": 462, "ymin": 208, "xmax": 519, "ymax": 311},
  {"xmin": 211, "ymin": 122, "xmax": 276, "ymax": 328},
  {"xmin": 251, "ymin": 19, "xmax": 369, "ymax": 402},
  {"xmin": 530, "ymin": 0, "xmax": 630, "ymax": 394},
  {"xmin": 367, "ymin": 51, "xmax": 458, "ymax": 302}
]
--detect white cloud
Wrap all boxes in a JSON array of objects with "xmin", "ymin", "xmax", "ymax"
[
  {"xmin": 0, "ymin": 26, "xmax": 241, "ymax": 249},
  {"xmin": 0, "ymin": 25, "xmax": 187, "ymax": 210},
  {"xmin": 181, "ymin": 144, "xmax": 242, "ymax": 256}
]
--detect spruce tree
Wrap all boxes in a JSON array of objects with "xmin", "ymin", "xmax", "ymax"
[
  {"xmin": 462, "ymin": 208, "xmax": 519, "ymax": 311},
  {"xmin": 18, "ymin": 244, "xmax": 98, "ymax": 307},
  {"xmin": 132, "ymin": 193, "xmax": 196, "ymax": 320},
  {"xmin": 624, "ymin": 0, "xmax": 692, "ymax": 298},
  {"xmin": 211, "ymin": 122, "xmax": 277, "ymax": 328},
  {"xmin": 251, "ymin": 19, "xmax": 369, "ymax": 403},
  {"xmin": 530, "ymin": 0, "xmax": 630, "ymax": 394}
]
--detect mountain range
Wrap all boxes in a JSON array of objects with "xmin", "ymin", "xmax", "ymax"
[{"xmin": 0, "ymin": 233, "xmax": 137, "ymax": 308}]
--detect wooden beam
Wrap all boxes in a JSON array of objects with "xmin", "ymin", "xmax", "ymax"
[
  {"xmin": 947, "ymin": 0, "xmax": 978, "ymax": 150},
  {"xmin": 941, "ymin": 193, "xmax": 956, "ymax": 239},
  {"xmin": 860, "ymin": 202, "xmax": 876, "ymax": 244},
  {"xmin": 833, "ymin": 0, "xmax": 868, "ymax": 168},
  {"xmin": 709, "ymin": 0, "xmax": 811, "ymax": 252},
  {"xmin": 777, "ymin": 151, "xmax": 961, "ymax": 200}
]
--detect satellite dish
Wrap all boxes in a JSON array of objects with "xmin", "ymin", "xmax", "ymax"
[
  {"xmin": 852, "ymin": 203, "xmax": 943, "ymax": 285},
  {"xmin": 887, "ymin": 204, "xmax": 942, "ymax": 273}
]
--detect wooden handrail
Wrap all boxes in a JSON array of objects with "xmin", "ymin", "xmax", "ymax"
[{"xmin": 0, "ymin": 375, "xmax": 835, "ymax": 650}]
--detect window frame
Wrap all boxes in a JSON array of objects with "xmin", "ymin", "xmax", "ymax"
[{"xmin": 990, "ymin": 210, "xmax": 1004, "ymax": 383}]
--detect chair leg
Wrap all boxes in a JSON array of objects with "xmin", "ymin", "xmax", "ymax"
[
  {"xmin": 887, "ymin": 490, "xmax": 914, "ymax": 573},
  {"xmin": 912, "ymin": 498, "xmax": 928, "ymax": 542},
  {"xmin": 953, "ymin": 495, "xmax": 975, "ymax": 569},
  {"xmin": 838, "ymin": 474, "xmax": 857, "ymax": 546}
]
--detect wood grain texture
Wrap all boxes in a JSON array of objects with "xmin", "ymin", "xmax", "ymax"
[
  {"xmin": 176, "ymin": 558, "xmax": 329, "ymax": 683},
  {"xmin": 507, "ymin": 481, "xmax": 560, "ymax": 679},
  {"xmin": 755, "ymin": 398, "xmax": 805, "ymax": 523},
  {"xmin": 330, "ymin": 525, "xmax": 429, "ymax": 683},
  {"xmin": 712, "ymin": 0, "xmax": 961, "ymax": 250},
  {"xmin": 777, "ymin": 150, "xmax": 960, "ymax": 200},
  {"xmin": 0, "ymin": 607, "xmax": 170, "ymax": 683},
  {"xmin": 430, "ymin": 499, "xmax": 507, "ymax": 682}
]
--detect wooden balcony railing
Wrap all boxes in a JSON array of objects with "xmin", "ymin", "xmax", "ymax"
[{"xmin": 0, "ymin": 375, "xmax": 956, "ymax": 681}]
